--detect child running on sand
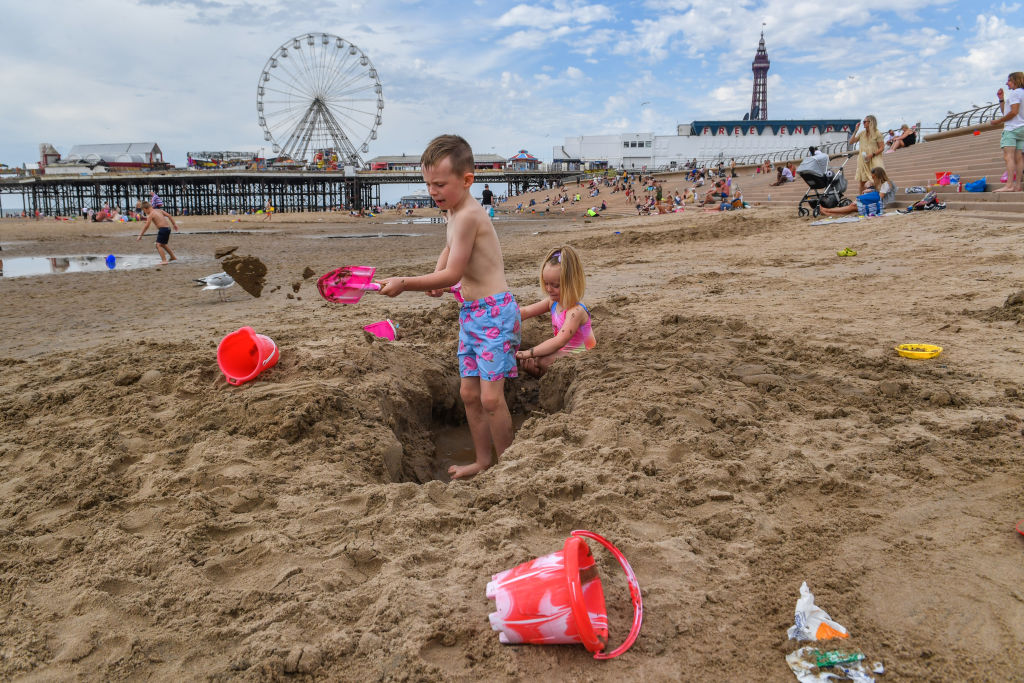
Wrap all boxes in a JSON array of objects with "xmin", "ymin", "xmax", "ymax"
[
  {"xmin": 135, "ymin": 201, "xmax": 179, "ymax": 263},
  {"xmin": 379, "ymin": 134, "xmax": 521, "ymax": 480},
  {"xmin": 515, "ymin": 246, "xmax": 596, "ymax": 378}
]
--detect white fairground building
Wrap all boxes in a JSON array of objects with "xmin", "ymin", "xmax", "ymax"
[{"xmin": 555, "ymin": 119, "xmax": 858, "ymax": 171}]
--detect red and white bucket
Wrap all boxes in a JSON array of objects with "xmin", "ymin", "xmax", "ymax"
[
  {"xmin": 216, "ymin": 326, "xmax": 280, "ymax": 386},
  {"xmin": 486, "ymin": 530, "xmax": 643, "ymax": 659}
]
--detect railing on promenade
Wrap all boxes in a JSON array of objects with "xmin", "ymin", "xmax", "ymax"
[{"xmin": 938, "ymin": 104, "xmax": 1001, "ymax": 132}]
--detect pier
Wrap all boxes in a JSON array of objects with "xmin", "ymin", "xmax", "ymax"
[{"xmin": 0, "ymin": 169, "xmax": 574, "ymax": 216}]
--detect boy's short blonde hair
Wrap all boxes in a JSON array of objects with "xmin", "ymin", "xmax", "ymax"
[
  {"xmin": 139, "ymin": 201, "xmax": 152, "ymax": 209},
  {"xmin": 541, "ymin": 245, "xmax": 585, "ymax": 310},
  {"xmin": 422, "ymin": 134, "xmax": 474, "ymax": 175}
]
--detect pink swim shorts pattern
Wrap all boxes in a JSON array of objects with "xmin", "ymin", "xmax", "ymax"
[{"xmin": 458, "ymin": 291, "xmax": 521, "ymax": 381}]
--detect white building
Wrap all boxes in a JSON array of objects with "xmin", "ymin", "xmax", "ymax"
[
  {"xmin": 66, "ymin": 143, "xmax": 164, "ymax": 166},
  {"xmin": 558, "ymin": 119, "xmax": 858, "ymax": 170}
]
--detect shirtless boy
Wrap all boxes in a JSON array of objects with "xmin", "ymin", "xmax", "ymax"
[
  {"xmin": 379, "ymin": 134, "xmax": 520, "ymax": 479},
  {"xmin": 136, "ymin": 201, "xmax": 180, "ymax": 263}
]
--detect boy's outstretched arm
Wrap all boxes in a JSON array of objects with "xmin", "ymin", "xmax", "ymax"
[
  {"xmin": 136, "ymin": 215, "xmax": 153, "ymax": 240},
  {"xmin": 425, "ymin": 245, "xmax": 451, "ymax": 297},
  {"xmin": 379, "ymin": 217, "xmax": 475, "ymax": 296}
]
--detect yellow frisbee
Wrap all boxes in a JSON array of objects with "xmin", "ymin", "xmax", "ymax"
[{"xmin": 895, "ymin": 343, "xmax": 942, "ymax": 359}]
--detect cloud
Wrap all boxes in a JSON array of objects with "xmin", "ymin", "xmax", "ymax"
[
  {"xmin": 1, "ymin": 0, "xmax": 1022, "ymax": 177},
  {"xmin": 496, "ymin": 1, "xmax": 615, "ymax": 27}
]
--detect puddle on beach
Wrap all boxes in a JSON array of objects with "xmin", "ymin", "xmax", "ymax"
[
  {"xmin": 384, "ymin": 218, "xmax": 446, "ymax": 225},
  {"xmin": 184, "ymin": 229, "xmax": 257, "ymax": 235},
  {"xmin": 383, "ymin": 217, "xmax": 541, "ymax": 225},
  {"xmin": 322, "ymin": 232, "xmax": 425, "ymax": 239},
  {"xmin": 0, "ymin": 254, "xmax": 165, "ymax": 278},
  {"xmin": 430, "ymin": 413, "xmax": 528, "ymax": 482}
]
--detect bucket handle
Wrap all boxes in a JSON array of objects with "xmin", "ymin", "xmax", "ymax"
[{"xmin": 571, "ymin": 529, "xmax": 644, "ymax": 660}]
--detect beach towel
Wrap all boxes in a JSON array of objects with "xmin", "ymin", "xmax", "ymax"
[
  {"xmin": 810, "ymin": 215, "xmax": 865, "ymax": 226},
  {"xmin": 810, "ymin": 213, "xmax": 900, "ymax": 226}
]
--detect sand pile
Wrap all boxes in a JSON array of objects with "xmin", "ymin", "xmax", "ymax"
[
  {"xmin": 0, "ymin": 208, "xmax": 1022, "ymax": 680},
  {"xmin": 222, "ymin": 254, "xmax": 268, "ymax": 298}
]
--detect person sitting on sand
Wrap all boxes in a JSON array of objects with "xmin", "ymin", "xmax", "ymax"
[
  {"xmin": 136, "ymin": 200, "xmax": 180, "ymax": 264},
  {"xmin": 379, "ymin": 134, "xmax": 520, "ymax": 481},
  {"xmin": 516, "ymin": 246, "xmax": 595, "ymax": 378},
  {"xmin": 703, "ymin": 179, "xmax": 727, "ymax": 205},
  {"xmin": 818, "ymin": 167, "xmax": 894, "ymax": 217},
  {"xmin": 729, "ymin": 186, "xmax": 744, "ymax": 210}
]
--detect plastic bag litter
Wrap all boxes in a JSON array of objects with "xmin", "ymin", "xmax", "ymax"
[
  {"xmin": 788, "ymin": 582, "xmax": 849, "ymax": 641},
  {"xmin": 786, "ymin": 647, "xmax": 884, "ymax": 683}
]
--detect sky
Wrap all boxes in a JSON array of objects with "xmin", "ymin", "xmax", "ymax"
[{"xmin": 1, "ymin": 0, "xmax": 1021, "ymax": 172}]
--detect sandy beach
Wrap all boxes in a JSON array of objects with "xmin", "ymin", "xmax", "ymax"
[{"xmin": 1, "ymin": 204, "xmax": 1022, "ymax": 680}]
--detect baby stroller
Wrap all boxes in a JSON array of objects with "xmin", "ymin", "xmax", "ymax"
[{"xmin": 796, "ymin": 155, "xmax": 851, "ymax": 217}]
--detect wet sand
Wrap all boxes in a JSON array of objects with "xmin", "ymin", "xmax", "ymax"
[{"xmin": 1, "ymin": 206, "xmax": 1022, "ymax": 680}]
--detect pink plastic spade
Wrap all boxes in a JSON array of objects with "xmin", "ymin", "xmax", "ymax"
[
  {"xmin": 363, "ymin": 319, "xmax": 398, "ymax": 340},
  {"xmin": 317, "ymin": 265, "xmax": 381, "ymax": 304}
]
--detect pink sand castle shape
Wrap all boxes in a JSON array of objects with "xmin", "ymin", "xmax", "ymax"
[{"xmin": 485, "ymin": 530, "xmax": 643, "ymax": 660}]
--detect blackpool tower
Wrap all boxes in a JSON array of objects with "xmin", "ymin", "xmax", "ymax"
[{"xmin": 750, "ymin": 31, "xmax": 770, "ymax": 120}]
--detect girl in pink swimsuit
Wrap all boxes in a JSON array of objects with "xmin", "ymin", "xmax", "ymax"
[{"xmin": 515, "ymin": 245, "xmax": 596, "ymax": 377}]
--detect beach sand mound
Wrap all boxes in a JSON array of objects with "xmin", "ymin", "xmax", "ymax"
[{"xmin": 0, "ymin": 208, "xmax": 1022, "ymax": 680}]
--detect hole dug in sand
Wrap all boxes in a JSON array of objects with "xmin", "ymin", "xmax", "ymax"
[{"xmin": 380, "ymin": 370, "xmax": 540, "ymax": 485}]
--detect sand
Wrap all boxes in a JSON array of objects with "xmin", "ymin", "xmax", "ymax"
[{"xmin": 0, "ymin": 206, "xmax": 1022, "ymax": 680}]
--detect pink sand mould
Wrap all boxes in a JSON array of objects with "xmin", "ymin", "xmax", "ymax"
[{"xmin": 363, "ymin": 319, "xmax": 398, "ymax": 340}]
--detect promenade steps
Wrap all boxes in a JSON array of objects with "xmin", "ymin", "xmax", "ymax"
[
  {"xmin": 734, "ymin": 127, "xmax": 1020, "ymax": 213},
  {"xmin": 501, "ymin": 127, "xmax": 1019, "ymax": 217}
]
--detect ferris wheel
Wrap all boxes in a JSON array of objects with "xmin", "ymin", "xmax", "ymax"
[{"xmin": 256, "ymin": 33, "xmax": 383, "ymax": 166}]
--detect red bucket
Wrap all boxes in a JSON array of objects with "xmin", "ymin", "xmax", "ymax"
[
  {"xmin": 216, "ymin": 326, "xmax": 280, "ymax": 386},
  {"xmin": 486, "ymin": 530, "xmax": 643, "ymax": 659}
]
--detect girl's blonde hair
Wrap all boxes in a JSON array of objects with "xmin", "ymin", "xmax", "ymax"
[
  {"xmin": 541, "ymin": 245, "xmax": 585, "ymax": 310},
  {"xmin": 870, "ymin": 166, "xmax": 890, "ymax": 185}
]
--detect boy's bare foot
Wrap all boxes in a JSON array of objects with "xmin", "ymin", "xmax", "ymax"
[
  {"xmin": 993, "ymin": 185, "xmax": 1015, "ymax": 192},
  {"xmin": 448, "ymin": 462, "xmax": 488, "ymax": 480},
  {"xmin": 168, "ymin": 256, "xmax": 177, "ymax": 261}
]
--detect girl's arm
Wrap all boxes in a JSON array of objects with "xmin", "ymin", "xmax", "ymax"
[
  {"xmin": 519, "ymin": 297, "xmax": 552, "ymax": 321},
  {"xmin": 519, "ymin": 304, "xmax": 587, "ymax": 358}
]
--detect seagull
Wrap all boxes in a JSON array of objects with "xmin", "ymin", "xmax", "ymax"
[{"xmin": 193, "ymin": 272, "xmax": 235, "ymax": 301}]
